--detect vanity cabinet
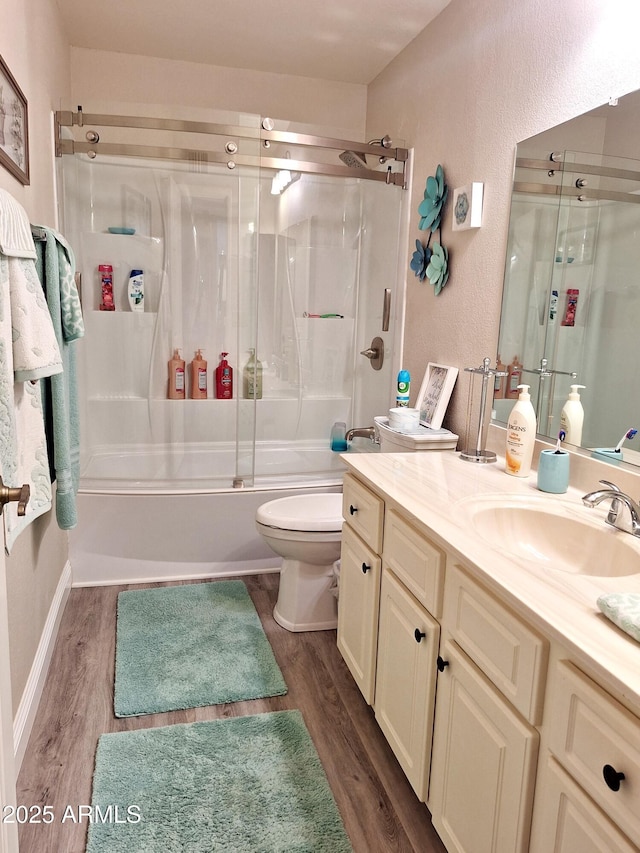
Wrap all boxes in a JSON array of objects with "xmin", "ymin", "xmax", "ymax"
[
  {"xmin": 374, "ymin": 567, "xmax": 439, "ymax": 801},
  {"xmin": 337, "ymin": 462, "xmax": 640, "ymax": 853},
  {"xmin": 429, "ymin": 564, "xmax": 542, "ymax": 853},
  {"xmin": 337, "ymin": 474, "xmax": 384, "ymax": 704},
  {"xmin": 530, "ymin": 658, "xmax": 640, "ymax": 852}
]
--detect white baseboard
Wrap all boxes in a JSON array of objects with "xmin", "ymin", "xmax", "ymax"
[{"xmin": 13, "ymin": 561, "xmax": 72, "ymax": 773}]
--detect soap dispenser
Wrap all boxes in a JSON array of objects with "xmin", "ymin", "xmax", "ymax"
[
  {"xmin": 559, "ymin": 384, "xmax": 585, "ymax": 445},
  {"xmin": 505, "ymin": 384, "xmax": 536, "ymax": 477}
]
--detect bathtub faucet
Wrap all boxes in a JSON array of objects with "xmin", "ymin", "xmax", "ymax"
[{"xmin": 346, "ymin": 426, "xmax": 377, "ymax": 443}]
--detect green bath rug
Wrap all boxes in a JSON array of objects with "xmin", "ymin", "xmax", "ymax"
[
  {"xmin": 87, "ymin": 710, "xmax": 352, "ymax": 852},
  {"xmin": 114, "ymin": 581, "xmax": 287, "ymax": 717}
]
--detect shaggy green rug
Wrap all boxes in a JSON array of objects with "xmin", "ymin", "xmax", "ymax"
[
  {"xmin": 87, "ymin": 710, "xmax": 352, "ymax": 852},
  {"xmin": 114, "ymin": 581, "xmax": 287, "ymax": 717}
]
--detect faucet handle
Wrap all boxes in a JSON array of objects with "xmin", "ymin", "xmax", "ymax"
[{"xmin": 599, "ymin": 480, "xmax": 621, "ymax": 492}]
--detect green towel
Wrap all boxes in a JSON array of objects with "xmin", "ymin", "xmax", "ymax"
[
  {"xmin": 34, "ymin": 226, "xmax": 84, "ymax": 530},
  {"xmin": 597, "ymin": 593, "xmax": 640, "ymax": 643}
]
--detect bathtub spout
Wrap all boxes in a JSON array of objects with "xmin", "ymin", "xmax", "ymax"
[{"xmin": 346, "ymin": 426, "xmax": 377, "ymax": 443}]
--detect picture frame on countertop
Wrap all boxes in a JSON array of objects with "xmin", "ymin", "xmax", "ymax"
[
  {"xmin": 0, "ymin": 54, "xmax": 29, "ymax": 185},
  {"xmin": 417, "ymin": 363, "xmax": 458, "ymax": 429}
]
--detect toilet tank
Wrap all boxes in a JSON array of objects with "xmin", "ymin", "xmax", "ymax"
[{"xmin": 374, "ymin": 417, "xmax": 458, "ymax": 453}]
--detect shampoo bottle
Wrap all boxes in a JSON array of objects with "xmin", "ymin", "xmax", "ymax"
[
  {"xmin": 168, "ymin": 348, "xmax": 185, "ymax": 399},
  {"xmin": 215, "ymin": 352, "xmax": 233, "ymax": 399},
  {"xmin": 505, "ymin": 355, "xmax": 523, "ymax": 399},
  {"xmin": 243, "ymin": 349, "xmax": 263, "ymax": 399},
  {"xmin": 99, "ymin": 264, "xmax": 115, "ymax": 311},
  {"xmin": 505, "ymin": 384, "xmax": 537, "ymax": 477},
  {"xmin": 559, "ymin": 384, "xmax": 585, "ymax": 445},
  {"xmin": 396, "ymin": 369, "xmax": 410, "ymax": 407},
  {"xmin": 128, "ymin": 269, "xmax": 144, "ymax": 312},
  {"xmin": 190, "ymin": 349, "xmax": 208, "ymax": 399}
]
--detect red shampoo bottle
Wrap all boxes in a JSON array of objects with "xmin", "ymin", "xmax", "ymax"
[{"xmin": 215, "ymin": 352, "xmax": 233, "ymax": 399}]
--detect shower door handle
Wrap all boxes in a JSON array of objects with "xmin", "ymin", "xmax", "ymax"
[{"xmin": 360, "ymin": 336, "xmax": 384, "ymax": 371}]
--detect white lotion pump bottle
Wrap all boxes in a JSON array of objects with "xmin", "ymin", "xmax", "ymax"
[
  {"xmin": 560, "ymin": 384, "xmax": 585, "ymax": 446},
  {"xmin": 505, "ymin": 384, "xmax": 537, "ymax": 477}
]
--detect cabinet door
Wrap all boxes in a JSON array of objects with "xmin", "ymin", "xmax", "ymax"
[
  {"xmin": 374, "ymin": 567, "xmax": 439, "ymax": 802},
  {"xmin": 337, "ymin": 524, "xmax": 382, "ymax": 705},
  {"xmin": 530, "ymin": 753, "xmax": 637, "ymax": 853},
  {"xmin": 429, "ymin": 640, "xmax": 539, "ymax": 853}
]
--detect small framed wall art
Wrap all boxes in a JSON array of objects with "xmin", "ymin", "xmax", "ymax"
[
  {"xmin": 0, "ymin": 54, "xmax": 29, "ymax": 185},
  {"xmin": 416, "ymin": 362, "xmax": 459, "ymax": 429},
  {"xmin": 452, "ymin": 182, "xmax": 483, "ymax": 231}
]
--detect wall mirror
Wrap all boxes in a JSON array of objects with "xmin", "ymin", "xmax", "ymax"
[{"xmin": 496, "ymin": 88, "xmax": 640, "ymax": 466}]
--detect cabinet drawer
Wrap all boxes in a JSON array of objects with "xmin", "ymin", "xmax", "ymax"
[
  {"xmin": 342, "ymin": 473, "xmax": 384, "ymax": 553},
  {"xmin": 531, "ymin": 753, "xmax": 638, "ymax": 853},
  {"xmin": 443, "ymin": 563, "xmax": 547, "ymax": 724},
  {"xmin": 383, "ymin": 508, "xmax": 444, "ymax": 617},
  {"xmin": 548, "ymin": 660, "xmax": 640, "ymax": 848}
]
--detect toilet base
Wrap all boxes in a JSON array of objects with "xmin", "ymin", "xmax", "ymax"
[{"xmin": 273, "ymin": 558, "xmax": 338, "ymax": 632}]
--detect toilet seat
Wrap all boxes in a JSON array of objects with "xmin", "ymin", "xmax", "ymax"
[{"xmin": 256, "ymin": 493, "xmax": 343, "ymax": 532}]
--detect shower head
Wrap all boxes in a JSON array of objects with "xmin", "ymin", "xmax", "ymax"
[{"xmin": 339, "ymin": 150, "xmax": 368, "ymax": 169}]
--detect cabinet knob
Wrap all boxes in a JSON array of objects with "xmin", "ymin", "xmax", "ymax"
[
  {"xmin": 361, "ymin": 562, "xmax": 371, "ymax": 574},
  {"xmin": 414, "ymin": 628, "xmax": 426, "ymax": 643},
  {"xmin": 437, "ymin": 656, "xmax": 450, "ymax": 672},
  {"xmin": 603, "ymin": 764, "xmax": 626, "ymax": 792},
  {"xmin": 349, "ymin": 504, "xmax": 358, "ymax": 515}
]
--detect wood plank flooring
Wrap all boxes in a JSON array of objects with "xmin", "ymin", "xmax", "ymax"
[{"xmin": 16, "ymin": 574, "xmax": 447, "ymax": 853}]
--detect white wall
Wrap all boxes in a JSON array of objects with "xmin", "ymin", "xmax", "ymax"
[
  {"xmin": 69, "ymin": 48, "xmax": 367, "ymax": 139},
  {"xmin": 366, "ymin": 0, "xmax": 640, "ymax": 444},
  {"xmin": 0, "ymin": 0, "xmax": 72, "ymax": 714}
]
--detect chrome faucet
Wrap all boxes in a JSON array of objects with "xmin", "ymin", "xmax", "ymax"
[
  {"xmin": 346, "ymin": 426, "xmax": 377, "ymax": 443},
  {"xmin": 582, "ymin": 479, "xmax": 640, "ymax": 536}
]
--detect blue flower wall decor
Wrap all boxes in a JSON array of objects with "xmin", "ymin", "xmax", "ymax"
[
  {"xmin": 410, "ymin": 164, "xmax": 450, "ymax": 294},
  {"xmin": 426, "ymin": 242, "xmax": 449, "ymax": 295},
  {"xmin": 410, "ymin": 239, "xmax": 431, "ymax": 281},
  {"xmin": 418, "ymin": 164, "xmax": 448, "ymax": 233}
]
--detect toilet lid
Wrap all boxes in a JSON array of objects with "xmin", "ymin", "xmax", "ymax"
[{"xmin": 256, "ymin": 493, "xmax": 343, "ymax": 532}]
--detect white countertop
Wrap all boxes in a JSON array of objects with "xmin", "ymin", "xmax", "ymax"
[{"xmin": 341, "ymin": 446, "xmax": 640, "ymax": 712}]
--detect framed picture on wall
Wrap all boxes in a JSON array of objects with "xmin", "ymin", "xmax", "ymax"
[
  {"xmin": 0, "ymin": 54, "xmax": 29, "ymax": 185},
  {"xmin": 417, "ymin": 363, "xmax": 458, "ymax": 429}
]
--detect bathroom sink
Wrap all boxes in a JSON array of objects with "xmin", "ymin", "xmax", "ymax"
[{"xmin": 462, "ymin": 496, "xmax": 640, "ymax": 577}]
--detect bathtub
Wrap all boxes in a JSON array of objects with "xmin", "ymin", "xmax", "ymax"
[{"xmin": 69, "ymin": 441, "xmax": 375, "ymax": 587}]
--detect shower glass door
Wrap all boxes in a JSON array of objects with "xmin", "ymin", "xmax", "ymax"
[
  {"xmin": 58, "ymin": 113, "xmax": 262, "ymax": 490},
  {"xmin": 57, "ymin": 108, "xmax": 407, "ymax": 491}
]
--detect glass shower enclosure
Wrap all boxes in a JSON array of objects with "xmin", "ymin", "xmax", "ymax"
[{"xmin": 56, "ymin": 108, "xmax": 409, "ymax": 491}]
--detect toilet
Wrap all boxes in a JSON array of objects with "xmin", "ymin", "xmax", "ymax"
[{"xmin": 255, "ymin": 493, "xmax": 343, "ymax": 632}]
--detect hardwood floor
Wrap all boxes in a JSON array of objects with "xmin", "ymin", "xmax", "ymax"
[{"xmin": 16, "ymin": 574, "xmax": 447, "ymax": 853}]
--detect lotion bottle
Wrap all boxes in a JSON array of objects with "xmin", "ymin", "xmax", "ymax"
[
  {"xmin": 505, "ymin": 384, "xmax": 536, "ymax": 477},
  {"xmin": 168, "ymin": 348, "xmax": 185, "ymax": 399},
  {"xmin": 559, "ymin": 384, "xmax": 585, "ymax": 445},
  {"xmin": 190, "ymin": 349, "xmax": 207, "ymax": 399}
]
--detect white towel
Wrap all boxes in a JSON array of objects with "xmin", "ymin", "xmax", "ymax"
[
  {"xmin": 0, "ymin": 191, "xmax": 63, "ymax": 552},
  {"xmin": 597, "ymin": 593, "xmax": 640, "ymax": 643}
]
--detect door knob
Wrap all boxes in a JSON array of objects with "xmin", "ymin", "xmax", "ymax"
[
  {"xmin": 360, "ymin": 336, "xmax": 384, "ymax": 371},
  {"xmin": 0, "ymin": 476, "xmax": 30, "ymax": 516}
]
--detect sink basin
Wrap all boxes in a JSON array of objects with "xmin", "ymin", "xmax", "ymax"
[{"xmin": 463, "ymin": 496, "xmax": 640, "ymax": 577}]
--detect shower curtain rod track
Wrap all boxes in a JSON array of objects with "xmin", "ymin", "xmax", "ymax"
[
  {"xmin": 55, "ymin": 109, "xmax": 408, "ymax": 186},
  {"xmin": 513, "ymin": 181, "xmax": 640, "ymax": 204},
  {"xmin": 516, "ymin": 157, "xmax": 640, "ymax": 183}
]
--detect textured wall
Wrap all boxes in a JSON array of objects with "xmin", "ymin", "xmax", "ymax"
[
  {"xmin": 366, "ymin": 0, "xmax": 640, "ymax": 442},
  {"xmin": 1, "ymin": 0, "xmax": 72, "ymax": 715}
]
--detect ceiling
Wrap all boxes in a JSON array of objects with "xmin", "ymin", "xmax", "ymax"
[{"xmin": 55, "ymin": 0, "xmax": 451, "ymax": 85}]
